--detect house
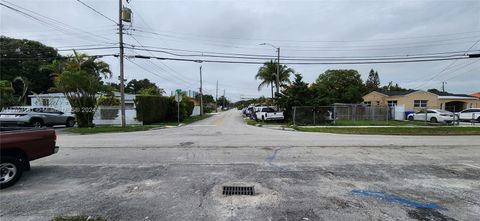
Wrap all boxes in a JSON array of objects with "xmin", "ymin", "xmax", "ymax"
[
  {"xmin": 28, "ymin": 92, "xmax": 140, "ymax": 125},
  {"xmin": 471, "ymin": 92, "xmax": 480, "ymax": 98},
  {"xmin": 29, "ymin": 92, "xmax": 136, "ymax": 113},
  {"xmin": 362, "ymin": 90, "xmax": 480, "ymax": 112}
]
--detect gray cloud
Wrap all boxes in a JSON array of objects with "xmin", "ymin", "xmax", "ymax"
[{"xmin": 1, "ymin": 0, "xmax": 479, "ymax": 100}]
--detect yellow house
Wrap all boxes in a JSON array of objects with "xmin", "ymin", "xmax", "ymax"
[{"xmin": 362, "ymin": 90, "xmax": 480, "ymax": 112}]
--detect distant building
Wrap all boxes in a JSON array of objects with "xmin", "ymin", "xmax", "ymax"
[{"xmin": 362, "ymin": 90, "xmax": 479, "ymax": 112}]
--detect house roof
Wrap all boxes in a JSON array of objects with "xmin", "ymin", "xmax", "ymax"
[
  {"xmin": 470, "ymin": 92, "xmax": 480, "ymax": 98},
  {"xmin": 373, "ymin": 90, "xmax": 418, "ymax": 96},
  {"xmin": 428, "ymin": 91, "xmax": 477, "ymax": 98},
  {"xmin": 370, "ymin": 90, "xmax": 478, "ymax": 99}
]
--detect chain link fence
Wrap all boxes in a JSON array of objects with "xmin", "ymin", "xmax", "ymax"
[
  {"xmin": 292, "ymin": 105, "xmax": 479, "ymax": 126},
  {"xmin": 292, "ymin": 105, "xmax": 393, "ymax": 126}
]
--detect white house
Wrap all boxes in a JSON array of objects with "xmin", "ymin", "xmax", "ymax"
[{"xmin": 28, "ymin": 92, "xmax": 141, "ymax": 125}]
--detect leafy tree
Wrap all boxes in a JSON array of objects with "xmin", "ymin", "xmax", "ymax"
[
  {"xmin": 139, "ymin": 86, "xmax": 164, "ymax": 95},
  {"xmin": 277, "ymin": 73, "xmax": 312, "ymax": 119},
  {"xmin": 255, "ymin": 60, "xmax": 294, "ymax": 98},
  {"xmin": 125, "ymin": 78, "xmax": 163, "ymax": 94},
  {"xmin": 217, "ymin": 95, "xmax": 230, "ymax": 107},
  {"xmin": 0, "ymin": 36, "xmax": 60, "ymax": 94},
  {"xmin": 427, "ymin": 88, "xmax": 443, "ymax": 94},
  {"xmin": 195, "ymin": 94, "xmax": 215, "ymax": 103},
  {"xmin": 0, "ymin": 80, "xmax": 18, "ymax": 109},
  {"xmin": 311, "ymin": 69, "xmax": 366, "ymax": 104},
  {"xmin": 365, "ymin": 69, "xmax": 380, "ymax": 92},
  {"xmin": 46, "ymin": 52, "xmax": 112, "ymax": 127},
  {"xmin": 382, "ymin": 81, "xmax": 409, "ymax": 91}
]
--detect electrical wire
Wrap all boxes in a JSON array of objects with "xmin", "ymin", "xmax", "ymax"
[
  {"xmin": 1, "ymin": 0, "xmax": 113, "ymax": 44},
  {"xmin": 75, "ymin": 0, "xmax": 117, "ymax": 24},
  {"xmin": 129, "ymin": 54, "xmax": 473, "ymax": 65}
]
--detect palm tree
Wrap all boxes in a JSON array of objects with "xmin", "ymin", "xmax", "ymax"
[
  {"xmin": 255, "ymin": 60, "xmax": 294, "ymax": 98},
  {"xmin": 44, "ymin": 52, "xmax": 112, "ymax": 127}
]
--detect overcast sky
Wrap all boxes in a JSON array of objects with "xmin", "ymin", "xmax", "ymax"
[{"xmin": 1, "ymin": 0, "xmax": 479, "ymax": 100}]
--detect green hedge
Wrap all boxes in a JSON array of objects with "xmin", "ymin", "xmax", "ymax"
[{"xmin": 135, "ymin": 95, "xmax": 194, "ymax": 124}]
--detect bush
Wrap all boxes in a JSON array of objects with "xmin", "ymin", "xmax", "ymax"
[
  {"xmin": 135, "ymin": 95, "xmax": 194, "ymax": 124},
  {"xmin": 97, "ymin": 96, "xmax": 120, "ymax": 106},
  {"xmin": 97, "ymin": 96, "xmax": 120, "ymax": 120}
]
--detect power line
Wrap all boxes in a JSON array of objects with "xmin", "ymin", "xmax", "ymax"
[
  {"xmin": 0, "ymin": 54, "xmax": 117, "ymax": 60},
  {"xmin": 1, "ymin": 0, "xmax": 113, "ymax": 44},
  {"xmin": 130, "ymin": 54, "xmax": 473, "ymax": 65},
  {"xmin": 122, "ymin": 46, "xmax": 469, "ymax": 61},
  {"xmin": 123, "ymin": 43, "xmax": 478, "ymax": 60},
  {"xmin": 128, "ymin": 35, "xmax": 195, "ymax": 85},
  {"xmin": 413, "ymin": 38, "xmax": 480, "ymax": 89},
  {"xmin": 75, "ymin": 0, "xmax": 117, "ymax": 24},
  {"xmin": 133, "ymin": 28, "xmax": 480, "ymax": 44}
]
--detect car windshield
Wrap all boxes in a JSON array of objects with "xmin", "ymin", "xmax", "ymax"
[{"xmin": 1, "ymin": 1, "xmax": 479, "ymax": 221}]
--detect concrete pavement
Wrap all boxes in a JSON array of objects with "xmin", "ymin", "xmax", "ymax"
[{"xmin": 1, "ymin": 110, "xmax": 479, "ymax": 221}]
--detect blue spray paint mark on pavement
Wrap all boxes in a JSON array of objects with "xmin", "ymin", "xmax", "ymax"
[
  {"xmin": 266, "ymin": 147, "xmax": 289, "ymax": 171},
  {"xmin": 352, "ymin": 189, "xmax": 447, "ymax": 210}
]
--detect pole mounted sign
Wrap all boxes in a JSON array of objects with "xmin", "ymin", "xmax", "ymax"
[{"xmin": 175, "ymin": 89, "xmax": 182, "ymax": 124}]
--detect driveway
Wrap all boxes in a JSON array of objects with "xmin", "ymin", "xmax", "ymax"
[{"xmin": 1, "ymin": 110, "xmax": 479, "ymax": 221}]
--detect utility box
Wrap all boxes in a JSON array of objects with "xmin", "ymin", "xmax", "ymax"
[{"xmin": 122, "ymin": 7, "xmax": 132, "ymax": 23}]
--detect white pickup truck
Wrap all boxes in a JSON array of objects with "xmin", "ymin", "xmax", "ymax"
[{"xmin": 255, "ymin": 106, "xmax": 284, "ymax": 121}]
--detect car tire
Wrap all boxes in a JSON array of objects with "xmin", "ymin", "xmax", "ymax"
[
  {"xmin": 66, "ymin": 118, "xmax": 76, "ymax": 127},
  {"xmin": 0, "ymin": 156, "xmax": 24, "ymax": 189},
  {"xmin": 30, "ymin": 119, "xmax": 44, "ymax": 128},
  {"xmin": 408, "ymin": 116, "xmax": 414, "ymax": 121},
  {"xmin": 262, "ymin": 116, "xmax": 265, "ymax": 121},
  {"xmin": 430, "ymin": 117, "xmax": 438, "ymax": 123}
]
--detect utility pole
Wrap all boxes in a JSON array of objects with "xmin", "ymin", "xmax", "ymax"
[
  {"xmin": 199, "ymin": 66, "xmax": 204, "ymax": 116},
  {"xmin": 118, "ymin": 0, "xmax": 126, "ymax": 127},
  {"xmin": 215, "ymin": 80, "xmax": 218, "ymax": 112},
  {"xmin": 276, "ymin": 47, "xmax": 280, "ymax": 96},
  {"xmin": 442, "ymin": 82, "xmax": 447, "ymax": 92},
  {"xmin": 223, "ymin": 89, "xmax": 226, "ymax": 109}
]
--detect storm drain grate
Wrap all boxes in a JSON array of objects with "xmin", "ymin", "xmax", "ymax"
[{"xmin": 222, "ymin": 186, "xmax": 255, "ymax": 196}]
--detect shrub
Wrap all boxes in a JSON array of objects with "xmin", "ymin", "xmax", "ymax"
[{"xmin": 135, "ymin": 95, "xmax": 194, "ymax": 124}]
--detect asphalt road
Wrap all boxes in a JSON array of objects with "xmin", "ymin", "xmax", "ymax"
[{"xmin": 1, "ymin": 110, "xmax": 479, "ymax": 221}]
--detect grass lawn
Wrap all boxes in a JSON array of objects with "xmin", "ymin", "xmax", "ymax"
[
  {"xmin": 295, "ymin": 126, "xmax": 480, "ymax": 135},
  {"xmin": 65, "ymin": 114, "xmax": 212, "ymax": 134},
  {"xmin": 333, "ymin": 120, "xmax": 428, "ymax": 126}
]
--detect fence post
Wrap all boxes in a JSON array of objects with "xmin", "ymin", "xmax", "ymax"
[
  {"xmin": 313, "ymin": 107, "xmax": 316, "ymax": 125},
  {"xmin": 333, "ymin": 105, "xmax": 336, "ymax": 125},
  {"xmin": 293, "ymin": 107, "xmax": 296, "ymax": 126},
  {"xmin": 386, "ymin": 106, "xmax": 389, "ymax": 125}
]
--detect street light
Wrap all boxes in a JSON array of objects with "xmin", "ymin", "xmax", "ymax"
[{"xmin": 259, "ymin": 43, "xmax": 281, "ymax": 98}]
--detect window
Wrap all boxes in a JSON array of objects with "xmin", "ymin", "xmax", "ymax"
[
  {"xmin": 414, "ymin": 100, "xmax": 428, "ymax": 107},
  {"xmin": 41, "ymin": 98, "xmax": 49, "ymax": 106},
  {"xmin": 364, "ymin": 101, "xmax": 371, "ymax": 106},
  {"xmin": 387, "ymin": 100, "xmax": 397, "ymax": 107}
]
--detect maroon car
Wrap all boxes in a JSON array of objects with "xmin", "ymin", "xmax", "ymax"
[{"xmin": 0, "ymin": 127, "xmax": 59, "ymax": 189}]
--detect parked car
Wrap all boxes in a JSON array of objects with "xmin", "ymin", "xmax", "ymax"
[
  {"xmin": 0, "ymin": 106, "xmax": 76, "ymax": 127},
  {"xmin": 244, "ymin": 106, "xmax": 254, "ymax": 117},
  {"xmin": 407, "ymin": 109, "xmax": 454, "ymax": 123},
  {"xmin": 0, "ymin": 127, "xmax": 59, "ymax": 188},
  {"xmin": 456, "ymin": 108, "xmax": 480, "ymax": 122},
  {"xmin": 249, "ymin": 106, "xmax": 261, "ymax": 121},
  {"xmin": 255, "ymin": 106, "xmax": 284, "ymax": 121}
]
